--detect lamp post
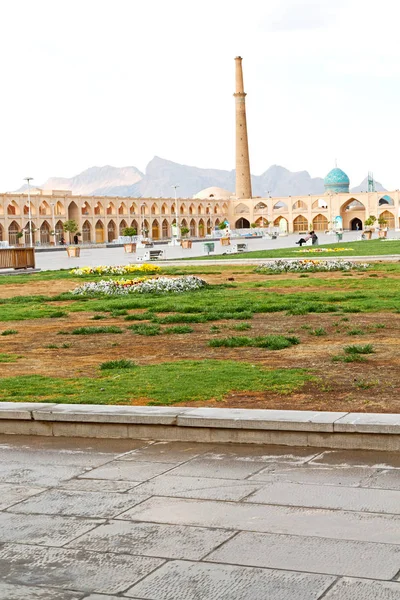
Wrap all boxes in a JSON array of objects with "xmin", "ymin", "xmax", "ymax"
[
  {"xmin": 24, "ymin": 177, "xmax": 33, "ymax": 247},
  {"xmin": 140, "ymin": 203, "xmax": 145, "ymax": 240},
  {"xmin": 172, "ymin": 185, "xmax": 179, "ymax": 239},
  {"xmin": 50, "ymin": 202, "xmax": 56, "ymax": 245}
]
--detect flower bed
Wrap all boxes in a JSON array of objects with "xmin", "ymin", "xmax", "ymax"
[
  {"xmin": 294, "ymin": 248, "xmax": 354, "ymax": 254},
  {"xmin": 72, "ymin": 276, "xmax": 207, "ymax": 296},
  {"xmin": 255, "ymin": 259, "xmax": 369, "ymax": 273},
  {"xmin": 70, "ymin": 264, "xmax": 161, "ymax": 276}
]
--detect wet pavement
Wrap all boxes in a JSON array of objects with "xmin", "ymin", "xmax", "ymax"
[{"xmin": 0, "ymin": 435, "xmax": 399, "ymax": 599}]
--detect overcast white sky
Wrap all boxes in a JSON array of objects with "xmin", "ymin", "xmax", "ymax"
[{"xmin": 1, "ymin": 0, "xmax": 399, "ymax": 191}]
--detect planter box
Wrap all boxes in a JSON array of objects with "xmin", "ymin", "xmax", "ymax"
[
  {"xmin": 124, "ymin": 243, "xmax": 137, "ymax": 253},
  {"xmin": 181, "ymin": 240, "xmax": 192, "ymax": 249},
  {"xmin": 66, "ymin": 247, "xmax": 80, "ymax": 257},
  {"xmin": 221, "ymin": 237, "xmax": 231, "ymax": 246},
  {"xmin": 378, "ymin": 230, "xmax": 388, "ymax": 239},
  {"xmin": 0, "ymin": 248, "xmax": 35, "ymax": 270}
]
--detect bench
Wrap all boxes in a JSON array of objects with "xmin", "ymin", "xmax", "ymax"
[
  {"xmin": 139, "ymin": 249, "xmax": 164, "ymax": 261},
  {"xmin": 0, "ymin": 248, "xmax": 35, "ymax": 270}
]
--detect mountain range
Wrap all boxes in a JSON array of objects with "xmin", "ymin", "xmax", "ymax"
[{"xmin": 17, "ymin": 156, "xmax": 386, "ymax": 198}]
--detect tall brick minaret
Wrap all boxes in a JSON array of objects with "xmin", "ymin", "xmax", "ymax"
[{"xmin": 234, "ymin": 56, "xmax": 252, "ymax": 199}]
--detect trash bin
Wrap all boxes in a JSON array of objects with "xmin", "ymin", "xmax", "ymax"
[
  {"xmin": 335, "ymin": 232, "xmax": 343, "ymax": 242},
  {"xmin": 204, "ymin": 242, "xmax": 215, "ymax": 254}
]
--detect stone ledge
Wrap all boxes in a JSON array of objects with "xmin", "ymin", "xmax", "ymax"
[
  {"xmin": 0, "ymin": 404, "xmax": 399, "ymax": 449},
  {"xmin": 32, "ymin": 404, "xmax": 189, "ymax": 425},
  {"xmin": 177, "ymin": 408, "xmax": 347, "ymax": 432}
]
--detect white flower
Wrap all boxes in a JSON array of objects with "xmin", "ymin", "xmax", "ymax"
[
  {"xmin": 255, "ymin": 259, "xmax": 369, "ymax": 273},
  {"xmin": 72, "ymin": 276, "xmax": 207, "ymax": 296}
]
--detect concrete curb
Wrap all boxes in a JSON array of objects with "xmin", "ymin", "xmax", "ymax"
[{"xmin": 0, "ymin": 403, "xmax": 399, "ymax": 450}]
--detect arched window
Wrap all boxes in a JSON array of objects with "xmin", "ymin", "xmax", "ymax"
[
  {"xmin": 312, "ymin": 214, "xmax": 328, "ymax": 231},
  {"xmin": 82, "ymin": 220, "xmax": 91, "ymax": 243},
  {"xmin": 107, "ymin": 220, "xmax": 116, "ymax": 242},
  {"xmin": 379, "ymin": 210, "xmax": 395, "ymax": 229},
  {"xmin": 40, "ymin": 221, "xmax": 51, "ymax": 244},
  {"xmin": 293, "ymin": 215, "xmax": 308, "ymax": 232}
]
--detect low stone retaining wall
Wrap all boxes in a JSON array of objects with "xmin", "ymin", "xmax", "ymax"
[{"xmin": 0, "ymin": 403, "xmax": 399, "ymax": 450}]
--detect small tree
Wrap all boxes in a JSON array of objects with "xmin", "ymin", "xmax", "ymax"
[
  {"xmin": 180, "ymin": 226, "xmax": 189, "ymax": 237},
  {"xmin": 63, "ymin": 220, "xmax": 78, "ymax": 244},
  {"xmin": 364, "ymin": 215, "xmax": 377, "ymax": 228},
  {"xmin": 378, "ymin": 215, "xmax": 388, "ymax": 227},
  {"xmin": 122, "ymin": 227, "xmax": 137, "ymax": 241},
  {"xmin": 218, "ymin": 221, "xmax": 227, "ymax": 230},
  {"xmin": 250, "ymin": 222, "xmax": 257, "ymax": 229}
]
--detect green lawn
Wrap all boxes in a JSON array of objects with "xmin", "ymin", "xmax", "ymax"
[
  {"xmin": 192, "ymin": 239, "xmax": 400, "ymax": 259},
  {"xmin": 0, "ymin": 360, "xmax": 310, "ymax": 405}
]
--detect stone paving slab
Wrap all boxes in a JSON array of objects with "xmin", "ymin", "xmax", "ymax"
[
  {"xmin": 134, "ymin": 474, "xmax": 262, "ymax": 501},
  {"xmin": 366, "ymin": 469, "xmax": 400, "ymax": 490},
  {"xmin": 177, "ymin": 408, "xmax": 347, "ymax": 432},
  {"xmin": 0, "ymin": 582, "xmax": 84, "ymax": 599},
  {"xmin": 80, "ymin": 460, "xmax": 174, "ymax": 481},
  {"xmin": 0, "ymin": 462, "xmax": 89, "ymax": 486},
  {"xmin": 125, "ymin": 560, "xmax": 336, "ymax": 600},
  {"xmin": 0, "ymin": 512, "xmax": 104, "ymax": 546},
  {"xmin": 167, "ymin": 457, "xmax": 271, "ymax": 479},
  {"xmin": 119, "ymin": 496, "xmax": 400, "ymax": 544},
  {"xmin": 206, "ymin": 531, "xmax": 400, "ymax": 579},
  {"xmin": 0, "ymin": 483, "xmax": 44, "ymax": 510},
  {"xmin": 248, "ymin": 465, "xmax": 375, "ymax": 487},
  {"xmin": 0, "ymin": 544, "xmax": 164, "ymax": 595},
  {"xmin": 310, "ymin": 449, "xmax": 400, "ymax": 469},
  {"xmin": 323, "ymin": 578, "xmax": 400, "ymax": 599},
  {"xmin": 68, "ymin": 521, "xmax": 235, "ymax": 560},
  {"xmin": 118, "ymin": 441, "xmax": 216, "ymax": 463},
  {"xmin": 9, "ymin": 489, "xmax": 149, "ymax": 519},
  {"xmin": 199, "ymin": 443, "xmax": 321, "ymax": 462},
  {"xmin": 245, "ymin": 481, "xmax": 400, "ymax": 514},
  {"xmin": 0, "ymin": 403, "xmax": 56, "ymax": 420},
  {"xmin": 58, "ymin": 478, "xmax": 141, "ymax": 492}
]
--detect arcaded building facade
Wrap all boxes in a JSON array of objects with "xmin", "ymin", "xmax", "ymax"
[{"xmin": 1, "ymin": 57, "xmax": 398, "ymax": 245}]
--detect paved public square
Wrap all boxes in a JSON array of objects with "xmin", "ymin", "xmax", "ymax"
[
  {"xmin": 0, "ymin": 435, "xmax": 399, "ymax": 599},
  {"xmin": 33, "ymin": 231, "xmax": 370, "ymax": 271}
]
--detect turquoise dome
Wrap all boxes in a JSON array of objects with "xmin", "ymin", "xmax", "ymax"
[{"xmin": 324, "ymin": 168, "xmax": 350, "ymax": 193}]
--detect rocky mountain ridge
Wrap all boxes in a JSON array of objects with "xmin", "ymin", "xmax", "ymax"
[{"xmin": 16, "ymin": 157, "xmax": 386, "ymax": 198}]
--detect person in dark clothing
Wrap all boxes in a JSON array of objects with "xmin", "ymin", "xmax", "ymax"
[
  {"xmin": 73, "ymin": 234, "xmax": 79, "ymax": 245},
  {"xmin": 60, "ymin": 236, "xmax": 66, "ymax": 245},
  {"xmin": 295, "ymin": 232, "xmax": 312, "ymax": 247},
  {"xmin": 311, "ymin": 231, "xmax": 318, "ymax": 245}
]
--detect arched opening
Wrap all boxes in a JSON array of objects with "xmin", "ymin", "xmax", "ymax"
[
  {"xmin": 24, "ymin": 221, "xmax": 36, "ymax": 245},
  {"xmin": 55, "ymin": 220, "xmax": 64, "ymax": 244},
  {"xmin": 235, "ymin": 203, "xmax": 250, "ymax": 215},
  {"xmin": 235, "ymin": 218, "xmax": 250, "ymax": 229},
  {"xmin": 93, "ymin": 202, "xmax": 103, "ymax": 216},
  {"xmin": 189, "ymin": 219, "xmax": 196, "ymax": 237},
  {"xmin": 379, "ymin": 195, "xmax": 394, "ymax": 206},
  {"xmin": 152, "ymin": 219, "xmax": 160, "ymax": 240},
  {"xmin": 293, "ymin": 215, "xmax": 308, "ymax": 233},
  {"xmin": 189, "ymin": 204, "xmax": 196, "ymax": 215},
  {"xmin": 39, "ymin": 201, "xmax": 51, "ymax": 216},
  {"xmin": 40, "ymin": 220, "xmax": 51, "ymax": 244},
  {"xmin": 143, "ymin": 219, "xmax": 150, "ymax": 237},
  {"xmin": 107, "ymin": 220, "xmax": 116, "ymax": 243},
  {"xmin": 197, "ymin": 204, "xmax": 203, "ymax": 215},
  {"xmin": 171, "ymin": 204, "xmax": 176, "ymax": 215},
  {"xmin": 162, "ymin": 219, "xmax": 169, "ymax": 238},
  {"xmin": 0, "ymin": 224, "xmax": 4, "ymax": 242},
  {"xmin": 379, "ymin": 210, "xmax": 395, "ymax": 229},
  {"xmin": 131, "ymin": 219, "xmax": 139, "ymax": 232},
  {"xmin": 292, "ymin": 200, "xmax": 307, "ymax": 210},
  {"xmin": 8, "ymin": 221, "xmax": 20, "ymax": 245},
  {"xmin": 161, "ymin": 203, "xmax": 168, "ymax": 215},
  {"xmin": 215, "ymin": 218, "xmax": 221, "ymax": 228},
  {"xmin": 82, "ymin": 220, "xmax": 91, "ymax": 243},
  {"xmin": 119, "ymin": 202, "xmax": 127, "ymax": 215},
  {"xmin": 7, "ymin": 201, "xmax": 20, "ymax": 216},
  {"xmin": 312, "ymin": 214, "xmax": 328, "ymax": 232},
  {"xmin": 198, "ymin": 218, "xmax": 205, "ymax": 237},
  {"xmin": 180, "ymin": 203, "xmax": 186, "ymax": 215},
  {"xmin": 255, "ymin": 217, "xmax": 268, "ymax": 227},
  {"xmin": 24, "ymin": 202, "xmax": 36, "ymax": 216},
  {"xmin": 273, "ymin": 201, "xmax": 288, "ymax": 211},
  {"xmin": 340, "ymin": 198, "xmax": 365, "ymax": 230},
  {"xmin": 151, "ymin": 203, "xmax": 158, "ymax": 216},
  {"xmin": 207, "ymin": 219, "xmax": 212, "ymax": 235},
  {"xmin": 350, "ymin": 218, "xmax": 363, "ymax": 231},
  {"xmin": 106, "ymin": 202, "xmax": 115, "ymax": 216},
  {"xmin": 273, "ymin": 216, "xmax": 288, "ymax": 229},
  {"xmin": 68, "ymin": 201, "xmax": 79, "ymax": 221},
  {"xmin": 312, "ymin": 198, "xmax": 328, "ymax": 209},
  {"xmin": 95, "ymin": 220, "xmax": 105, "ymax": 243},
  {"xmin": 55, "ymin": 201, "xmax": 64, "ymax": 216},
  {"xmin": 130, "ymin": 203, "xmax": 137, "ymax": 214},
  {"xmin": 81, "ymin": 202, "xmax": 91, "ymax": 216},
  {"xmin": 222, "ymin": 203, "xmax": 228, "ymax": 213},
  {"xmin": 119, "ymin": 219, "xmax": 128, "ymax": 236}
]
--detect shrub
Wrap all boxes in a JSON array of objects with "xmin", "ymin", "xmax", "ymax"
[
  {"xmin": 71, "ymin": 326, "xmax": 123, "ymax": 335},
  {"xmin": 125, "ymin": 312, "xmax": 154, "ymax": 321},
  {"xmin": 92, "ymin": 314, "xmax": 107, "ymax": 320},
  {"xmin": 344, "ymin": 344, "xmax": 374, "ymax": 355},
  {"xmin": 44, "ymin": 344, "xmax": 59, "ymax": 349},
  {"xmin": 1, "ymin": 329, "xmax": 18, "ymax": 336},
  {"xmin": 347, "ymin": 328, "xmax": 365, "ymax": 336},
  {"xmin": 164, "ymin": 325, "xmax": 194, "ymax": 334},
  {"xmin": 110, "ymin": 309, "xmax": 128, "ymax": 317},
  {"xmin": 61, "ymin": 343, "xmax": 71, "ymax": 349},
  {"xmin": 127, "ymin": 324, "xmax": 161, "ymax": 336},
  {"xmin": 311, "ymin": 328, "xmax": 326, "ymax": 336},
  {"xmin": 332, "ymin": 354, "xmax": 367, "ymax": 363},
  {"xmin": 100, "ymin": 359, "xmax": 136, "ymax": 370},
  {"xmin": 155, "ymin": 314, "xmax": 207, "ymax": 324},
  {"xmin": 49, "ymin": 311, "xmax": 67, "ymax": 318}
]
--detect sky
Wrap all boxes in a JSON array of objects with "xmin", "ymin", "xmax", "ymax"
[{"xmin": 1, "ymin": 0, "xmax": 400, "ymax": 191}]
